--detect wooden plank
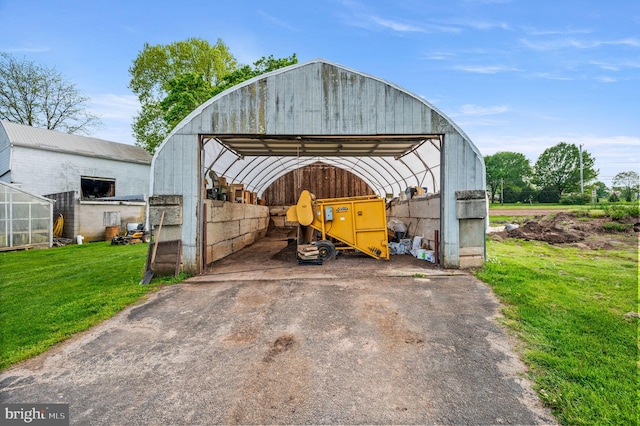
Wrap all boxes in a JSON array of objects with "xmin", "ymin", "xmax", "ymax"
[{"xmin": 260, "ymin": 162, "xmax": 375, "ymax": 206}]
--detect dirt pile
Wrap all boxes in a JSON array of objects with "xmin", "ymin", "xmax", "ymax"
[{"xmin": 492, "ymin": 212, "xmax": 638, "ymax": 249}]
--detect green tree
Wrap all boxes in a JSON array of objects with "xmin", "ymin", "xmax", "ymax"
[
  {"xmin": 0, "ymin": 52, "xmax": 100, "ymax": 134},
  {"xmin": 612, "ymin": 171, "xmax": 639, "ymax": 202},
  {"xmin": 533, "ymin": 142, "xmax": 598, "ymax": 198},
  {"xmin": 157, "ymin": 54, "xmax": 298, "ymax": 143},
  {"xmin": 590, "ymin": 181, "xmax": 609, "ymax": 202},
  {"xmin": 484, "ymin": 151, "xmax": 532, "ymax": 203},
  {"xmin": 212, "ymin": 54, "xmax": 298, "ymax": 96},
  {"xmin": 159, "ymin": 72, "xmax": 214, "ymax": 128},
  {"xmin": 128, "ymin": 38, "xmax": 237, "ymax": 152}
]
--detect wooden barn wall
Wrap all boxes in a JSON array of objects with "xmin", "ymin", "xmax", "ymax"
[{"xmin": 261, "ymin": 162, "xmax": 374, "ymax": 206}]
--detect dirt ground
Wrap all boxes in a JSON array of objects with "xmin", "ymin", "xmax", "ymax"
[
  {"xmin": 490, "ymin": 211, "xmax": 639, "ymax": 250},
  {"xmin": 0, "ymin": 229, "xmax": 557, "ymax": 425}
]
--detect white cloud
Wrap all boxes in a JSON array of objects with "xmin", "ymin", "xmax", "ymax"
[
  {"xmin": 521, "ymin": 37, "xmax": 640, "ymax": 51},
  {"xmin": 423, "ymin": 51, "xmax": 456, "ymax": 60},
  {"xmin": 369, "ymin": 16, "xmax": 424, "ymax": 33},
  {"xmin": 453, "ymin": 65, "xmax": 520, "ymax": 74},
  {"xmin": 87, "ymin": 94, "xmax": 139, "ymax": 145},
  {"xmin": 596, "ymin": 76, "xmax": 618, "ymax": 83},
  {"xmin": 589, "ymin": 59, "xmax": 640, "ymax": 71},
  {"xmin": 534, "ymin": 72, "xmax": 573, "ymax": 81},
  {"xmin": 89, "ymin": 94, "xmax": 139, "ymax": 120},
  {"xmin": 522, "ymin": 27, "xmax": 591, "ymax": 36},
  {"xmin": 459, "ymin": 104, "xmax": 509, "ymax": 116},
  {"xmin": 440, "ymin": 18, "xmax": 511, "ymax": 31},
  {"xmin": 337, "ymin": 0, "xmax": 458, "ymax": 34}
]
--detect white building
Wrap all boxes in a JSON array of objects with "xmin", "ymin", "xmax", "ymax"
[
  {"xmin": 0, "ymin": 121, "xmax": 152, "ymax": 241},
  {"xmin": 0, "ymin": 120, "xmax": 150, "ymax": 197}
]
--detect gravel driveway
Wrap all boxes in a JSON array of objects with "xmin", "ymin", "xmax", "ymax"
[{"xmin": 0, "ymin": 235, "xmax": 556, "ymax": 425}]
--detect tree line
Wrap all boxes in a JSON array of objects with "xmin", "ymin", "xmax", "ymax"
[{"xmin": 485, "ymin": 145, "xmax": 639, "ymax": 204}]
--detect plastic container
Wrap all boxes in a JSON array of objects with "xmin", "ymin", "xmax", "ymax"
[{"xmin": 76, "ymin": 235, "xmax": 84, "ymax": 245}]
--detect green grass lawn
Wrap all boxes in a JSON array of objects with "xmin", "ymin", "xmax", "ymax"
[
  {"xmin": 0, "ymin": 242, "xmax": 185, "ymax": 370},
  {"xmin": 488, "ymin": 203, "xmax": 571, "ymax": 210},
  {"xmin": 476, "ymin": 239, "xmax": 638, "ymax": 425}
]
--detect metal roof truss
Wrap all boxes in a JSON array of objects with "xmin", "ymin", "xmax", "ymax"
[{"xmin": 201, "ymin": 134, "xmax": 443, "ymax": 197}]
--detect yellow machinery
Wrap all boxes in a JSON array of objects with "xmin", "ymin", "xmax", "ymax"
[{"xmin": 286, "ymin": 190, "xmax": 389, "ymax": 261}]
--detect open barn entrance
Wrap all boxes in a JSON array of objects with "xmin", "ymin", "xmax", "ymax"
[{"xmin": 199, "ymin": 133, "xmax": 444, "ymax": 269}]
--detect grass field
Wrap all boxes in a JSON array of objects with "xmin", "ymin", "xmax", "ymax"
[
  {"xmin": 0, "ymin": 242, "xmax": 185, "ymax": 370},
  {"xmin": 1, "ymin": 229, "xmax": 638, "ymax": 424},
  {"xmin": 476, "ymin": 239, "xmax": 638, "ymax": 425},
  {"xmin": 488, "ymin": 203, "xmax": 570, "ymax": 210}
]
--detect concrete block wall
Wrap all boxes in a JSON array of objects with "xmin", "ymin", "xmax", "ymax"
[
  {"xmin": 77, "ymin": 202, "xmax": 146, "ymax": 242},
  {"xmin": 46, "ymin": 190, "xmax": 146, "ymax": 242},
  {"xmin": 206, "ymin": 200, "xmax": 269, "ymax": 264},
  {"xmin": 388, "ymin": 194, "xmax": 440, "ymax": 246},
  {"xmin": 268, "ymin": 205, "xmax": 298, "ymax": 228}
]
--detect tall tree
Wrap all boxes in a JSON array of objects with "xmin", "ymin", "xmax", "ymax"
[
  {"xmin": 159, "ymin": 54, "xmax": 298, "ymax": 129},
  {"xmin": 159, "ymin": 72, "xmax": 214, "ymax": 129},
  {"xmin": 211, "ymin": 54, "xmax": 298, "ymax": 96},
  {"xmin": 129, "ymin": 38, "xmax": 237, "ymax": 152},
  {"xmin": 533, "ymin": 142, "xmax": 598, "ymax": 198},
  {"xmin": 484, "ymin": 151, "xmax": 532, "ymax": 203},
  {"xmin": 0, "ymin": 52, "xmax": 100, "ymax": 134},
  {"xmin": 612, "ymin": 171, "xmax": 639, "ymax": 202}
]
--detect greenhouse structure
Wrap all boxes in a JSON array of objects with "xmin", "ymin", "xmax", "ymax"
[{"xmin": 0, "ymin": 181, "xmax": 53, "ymax": 251}]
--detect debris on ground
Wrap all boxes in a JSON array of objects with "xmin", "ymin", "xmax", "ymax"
[
  {"xmin": 53, "ymin": 237, "xmax": 73, "ymax": 247},
  {"xmin": 489, "ymin": 212, "xmax": 638, "ymax": 250}
]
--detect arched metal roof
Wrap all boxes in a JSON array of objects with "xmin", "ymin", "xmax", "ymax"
[{"xmin": 153, "ymin": 59, "xmax": 479, "ymax": 199}]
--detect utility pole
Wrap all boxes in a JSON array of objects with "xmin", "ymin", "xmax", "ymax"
[{"xmin": 579, "ymin": 144, "xmax": 584, "ymax": 195}]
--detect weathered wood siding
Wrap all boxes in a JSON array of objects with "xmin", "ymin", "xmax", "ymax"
[{"xmin": 261, "ymin": 162, "xmax": 374, "ymax": 206}]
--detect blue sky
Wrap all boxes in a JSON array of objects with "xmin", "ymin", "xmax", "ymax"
[{"xmin": 1, "ymin": 0, "xmax": 638, "ymax": 186}]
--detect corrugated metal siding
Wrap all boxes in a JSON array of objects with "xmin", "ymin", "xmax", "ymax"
[
  {"xmin": 152, "ymin": 132, "xmax": 200, "ymax": 272},
  {"xmin": 441, "ymin": 133, "xmax": 485, "ymax": 267},
  {"xmin": 207, "ymin": 62, "xmax": 434, "ymax": 136},
  {"xmin": 0, "ymin": 121, "xmax": 151, "ymax": 164}
]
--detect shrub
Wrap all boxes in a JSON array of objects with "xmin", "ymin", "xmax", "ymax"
[
  {"xmin": 606, "ymin": 204, "xmax": 640, "ymax": 220},
  {"xmin": 588, "ymin": 209, "xmax": 606, "ymax": 218},
  {"xmin": 560, "ymin": 193, "xmax": 592, "ymax": 205},
  {"xmin": 603, "ymin": 222, "xmax": 630, "ymax": 232},
  {"xmin": 538, "ymin": 187, "xmax": 560, "ymax": 203}
]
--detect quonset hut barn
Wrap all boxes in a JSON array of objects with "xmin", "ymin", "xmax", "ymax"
[{"xmin": 150, "ymin": 59, "xmax": 487, "ymax": 274}]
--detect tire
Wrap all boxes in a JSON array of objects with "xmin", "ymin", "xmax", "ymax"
[
  {"xmin": 143, "ymin": 234, "xmax": 151, "ymax": 243},
  {"xmin": 314, "ymin": 240, "xmax": 336, "ymax": 261}
]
